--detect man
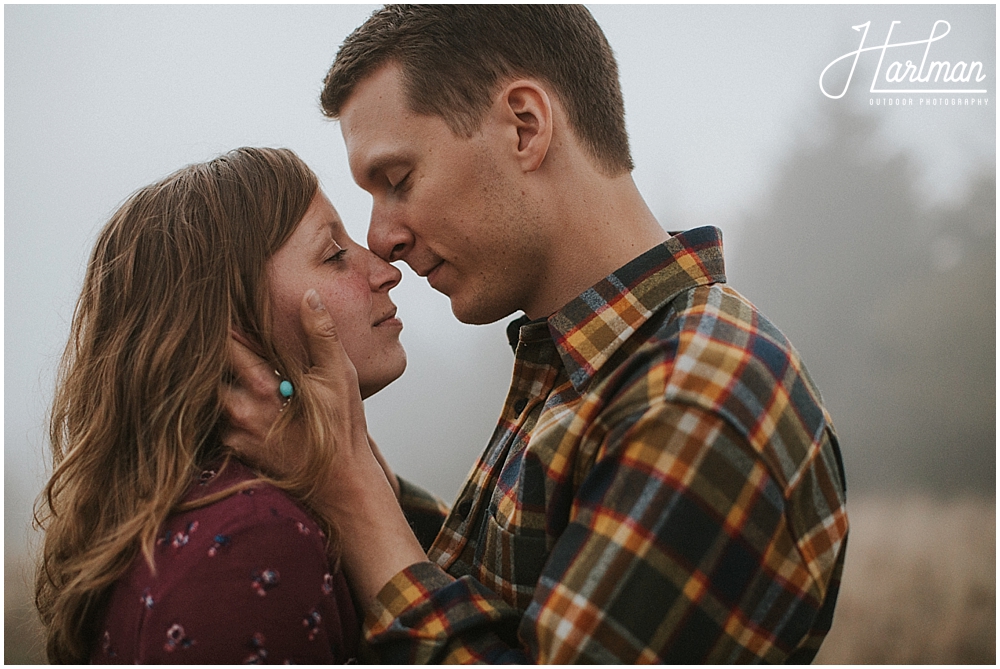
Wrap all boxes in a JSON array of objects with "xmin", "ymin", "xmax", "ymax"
[{"xmin": 229, "ymin": 5, "xmax": 847, "ymax": 663}]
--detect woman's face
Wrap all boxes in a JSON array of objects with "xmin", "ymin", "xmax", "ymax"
[{"xmin": 267, "ymin": 190, "xmax": 406, "ymax": 398}]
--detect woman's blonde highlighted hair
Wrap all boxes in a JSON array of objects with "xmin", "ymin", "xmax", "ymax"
[{"xmin": 35, "ymin": 147, "xmax": 338, "ymax": 663}]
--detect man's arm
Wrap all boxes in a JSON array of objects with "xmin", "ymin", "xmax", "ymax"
[
  {"xmin": 396, "ymin": 477, "xmax": 450, "ymax": 552},
  {"xmin": 368, "ymin": 429, "xmax": 451, "ymax": 547}
]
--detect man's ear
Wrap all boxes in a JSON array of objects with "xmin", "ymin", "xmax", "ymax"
[{"xmin": 498, "ymin": 80, "xmax": 553, "ymax": 173}]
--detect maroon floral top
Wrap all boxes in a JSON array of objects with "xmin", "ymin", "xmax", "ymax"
[{"xmin": 92, "ymin": 460, "xmax": 360, "ymax": 664}]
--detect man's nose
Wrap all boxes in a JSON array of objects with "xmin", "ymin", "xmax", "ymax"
[{"xmin": 367, "ymin": 206, "xmax": 413, "ymax": 263}]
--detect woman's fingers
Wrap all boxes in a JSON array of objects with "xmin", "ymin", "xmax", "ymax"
[
  {"xmin": 299, "ymin": 289, "xmax": 368, "ymax": 442},
  {"xmin": 227, "ymin": 333, "xmax": 283, "ymax": 408},
  {"xmin": 220, "ymin": 332, "xmax": 283, "ymax": 460},
  {"xmin": 300, "ymin": 290, "xmax": 357, "ymax": 382}
]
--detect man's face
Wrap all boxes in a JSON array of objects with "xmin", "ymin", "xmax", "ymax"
[{"xmin": 339, "ymin": 63, "xmax": 547, "ymax": 325}]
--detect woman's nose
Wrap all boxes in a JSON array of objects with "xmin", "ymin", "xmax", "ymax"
[{"xmin": 367, "ymin": 248, "xmax": 402, "ymax": 292}]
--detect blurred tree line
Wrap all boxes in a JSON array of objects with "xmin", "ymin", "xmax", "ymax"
[{"xmin": 728, "ymin": 107, "xmax": 995, "ymax": 495}]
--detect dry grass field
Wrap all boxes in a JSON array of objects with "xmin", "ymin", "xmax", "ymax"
[
  {"xmin": 5, "ymin": 552, "xmax": 46, "ymax": 664},
  {"xmin": 815, "ymin": 494, "xmax": 995, "ymax": 664},
  {"xmin": 6, "ymin": 494, "xmax": 994, "ymax": 664}
]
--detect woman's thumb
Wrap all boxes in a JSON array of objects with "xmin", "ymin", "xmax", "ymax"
[{"xmin": 300, "ymin": 289, "xmax": 347, "ymax": 372}]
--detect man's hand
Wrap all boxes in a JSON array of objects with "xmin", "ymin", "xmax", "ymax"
[{"xmin": 297, "ymin": 289, "xmax": 369, "ymax": 463}]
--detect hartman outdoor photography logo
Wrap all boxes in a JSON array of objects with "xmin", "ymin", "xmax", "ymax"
[{"xmin": 820, "ymin": 20, "xmax": 990, "ymax": 108}]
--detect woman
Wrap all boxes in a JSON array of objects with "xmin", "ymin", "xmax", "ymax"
[{"xmin": 34, "ymin": 147, "xmax": 406, "ymax": 663}]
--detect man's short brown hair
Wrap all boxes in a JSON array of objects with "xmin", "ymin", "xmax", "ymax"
[{"xmin": 321, "ymin": 5, "xmax": 633, "ymax": 176}]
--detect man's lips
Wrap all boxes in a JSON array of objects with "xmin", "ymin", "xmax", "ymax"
[
  {"xmin": 417, "ymin": 260, "xmax": 444, "ymax": 279},
  {"xmin": 422, "ymin": 261, "xmax": 446, "ymax": 290}
]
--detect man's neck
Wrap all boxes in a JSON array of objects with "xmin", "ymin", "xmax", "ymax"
[{"xmin": 522, "ymin": 173, "xmax": 669, "ymax": 320}]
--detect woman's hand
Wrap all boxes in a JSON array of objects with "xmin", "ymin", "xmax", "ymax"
[
  {"xmin": 297, "ymin": 289, "xmax": 370, "ymax": 467},
  {"xmin": 220, "ymin": 332, "xmax": 289, "ymax": 468},
  {"xmin": 298, "ymin": 288, "xmax": 426, "ymax": 606},
  {"xmin": 222, "ymin": 289, "xmax": 425, "ymax": 606}
]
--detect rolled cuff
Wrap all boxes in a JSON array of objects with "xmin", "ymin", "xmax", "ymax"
[{"xmin": 364, "ymin": 561, "xmax": 456, "ymax": 638}]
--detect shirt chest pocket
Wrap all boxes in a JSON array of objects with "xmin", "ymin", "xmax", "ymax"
[
  {"xmin": 473, "ymin": 435, "xmax": 553, "ymax": 610},
  {"xmin": 477, "ymin": 512, "xmax": 550, "ymax": 612}
]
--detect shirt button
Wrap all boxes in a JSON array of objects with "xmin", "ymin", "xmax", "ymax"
[
  {"xmin": 513, "ymin": 398, "xmax": 528, "ymax": 416},
  {"xmin": 456, "ymin": 499, "xmax": 473, "ymax": 519}
]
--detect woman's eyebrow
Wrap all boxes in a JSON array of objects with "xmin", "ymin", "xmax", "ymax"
[
  {"xmin": 326, "ymin": 221, "xmax": 346, "ymax": 242},
  {"xmin": 306, "ymin": 220, "xmax": 342, "ymax": 245}
]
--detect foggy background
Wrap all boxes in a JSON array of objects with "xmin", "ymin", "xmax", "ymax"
[{"xmin": 5, "ymin": 5, "xmax": 994, "ymax": 663}]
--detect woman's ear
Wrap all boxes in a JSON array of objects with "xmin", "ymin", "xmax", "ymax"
[
  {"xmin": 498, "ymin": 80, "xmax": 553, "ymax": 173},
  {"xmin": 230, "ymin": 328, "xmax": 263, "ymax": 357}
]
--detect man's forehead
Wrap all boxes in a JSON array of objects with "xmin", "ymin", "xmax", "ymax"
[
  {"xmin": 339, "ymin": 91, "xmax": 450, "ymax": 180},
  {"xmin": 339, "ymin": 73, "xmax": 411, "ymax": 169},
  {"xmin": 338, "ymin": 62, "xmax": 477, "ymax": 180},
  {"xmin": 339, "ymin": 64, "xmax": 409, "ymax": 133}
]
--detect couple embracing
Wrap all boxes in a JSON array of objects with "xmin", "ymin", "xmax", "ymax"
[{"xmin": 36, "ymin": 6, "xmax": 847, "ymax": 664}]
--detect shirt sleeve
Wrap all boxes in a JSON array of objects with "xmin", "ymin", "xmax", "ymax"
[
  {"xmin": 397, "ymin": 476, "xmax": 450, "ymax": 552},
  {"xmin": 133, "ymin": 492, "xmax": 356, "ymax": 664},
  {"xmin": 363, "ymin": 401, "xmax": 846, "ymax": 663}
]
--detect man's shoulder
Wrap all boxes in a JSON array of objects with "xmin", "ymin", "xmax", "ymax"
[
  {"xmin": 606, "ymin": 282, "xmax": 803, "ymax": 395},
  {"xmin": 599, "ymin": 282, "xmax": 836, "ymax": 482},
  {"xmin": 663, "ymin": 282, "xmax": 812, "ymax": 391},
  {"xmin": 601, "ymin": 279, "xmax": 847, "ymax": 558}
]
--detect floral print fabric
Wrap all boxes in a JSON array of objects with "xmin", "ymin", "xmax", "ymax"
[{"xmin": 93, "ymin": 460, "xmax": 359, "ymax": 664}]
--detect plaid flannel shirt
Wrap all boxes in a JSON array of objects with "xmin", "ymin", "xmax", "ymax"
[{"xmin": 375, "ymin": 227, "xmax": 848, "ymax": 663}]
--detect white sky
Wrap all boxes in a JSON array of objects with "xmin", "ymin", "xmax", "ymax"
[{"xmin": 5, "ymin": 4, "xmax": 995, "ymax": 549}]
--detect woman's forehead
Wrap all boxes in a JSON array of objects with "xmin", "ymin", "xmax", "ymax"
[{"xmin": 300, "ymin": 193, "xmax": 348, "ymax": 241}]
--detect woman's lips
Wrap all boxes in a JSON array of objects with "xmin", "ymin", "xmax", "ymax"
[{"xmin": 374, "ymin": 308, "xmax": 402, "ymax": 328}]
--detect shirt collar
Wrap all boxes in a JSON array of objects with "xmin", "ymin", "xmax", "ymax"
[{"xmin": 508, "ymin": 226, "xmax": 727, "ymax": 391}]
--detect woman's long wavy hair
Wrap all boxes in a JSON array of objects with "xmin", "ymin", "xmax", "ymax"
[{"xmin": 35, "ymin": 147, "xmax": 339, "ymax": 663}]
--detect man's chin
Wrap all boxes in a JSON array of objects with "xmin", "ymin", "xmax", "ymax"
[{"xmin": 449, "ymin": 292, "xmax": 517, "ymax": 326}]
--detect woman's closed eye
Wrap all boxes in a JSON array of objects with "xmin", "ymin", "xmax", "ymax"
[{"xmin": 325, "ymin": 248, "xmax": 348, "ymax": 263}]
